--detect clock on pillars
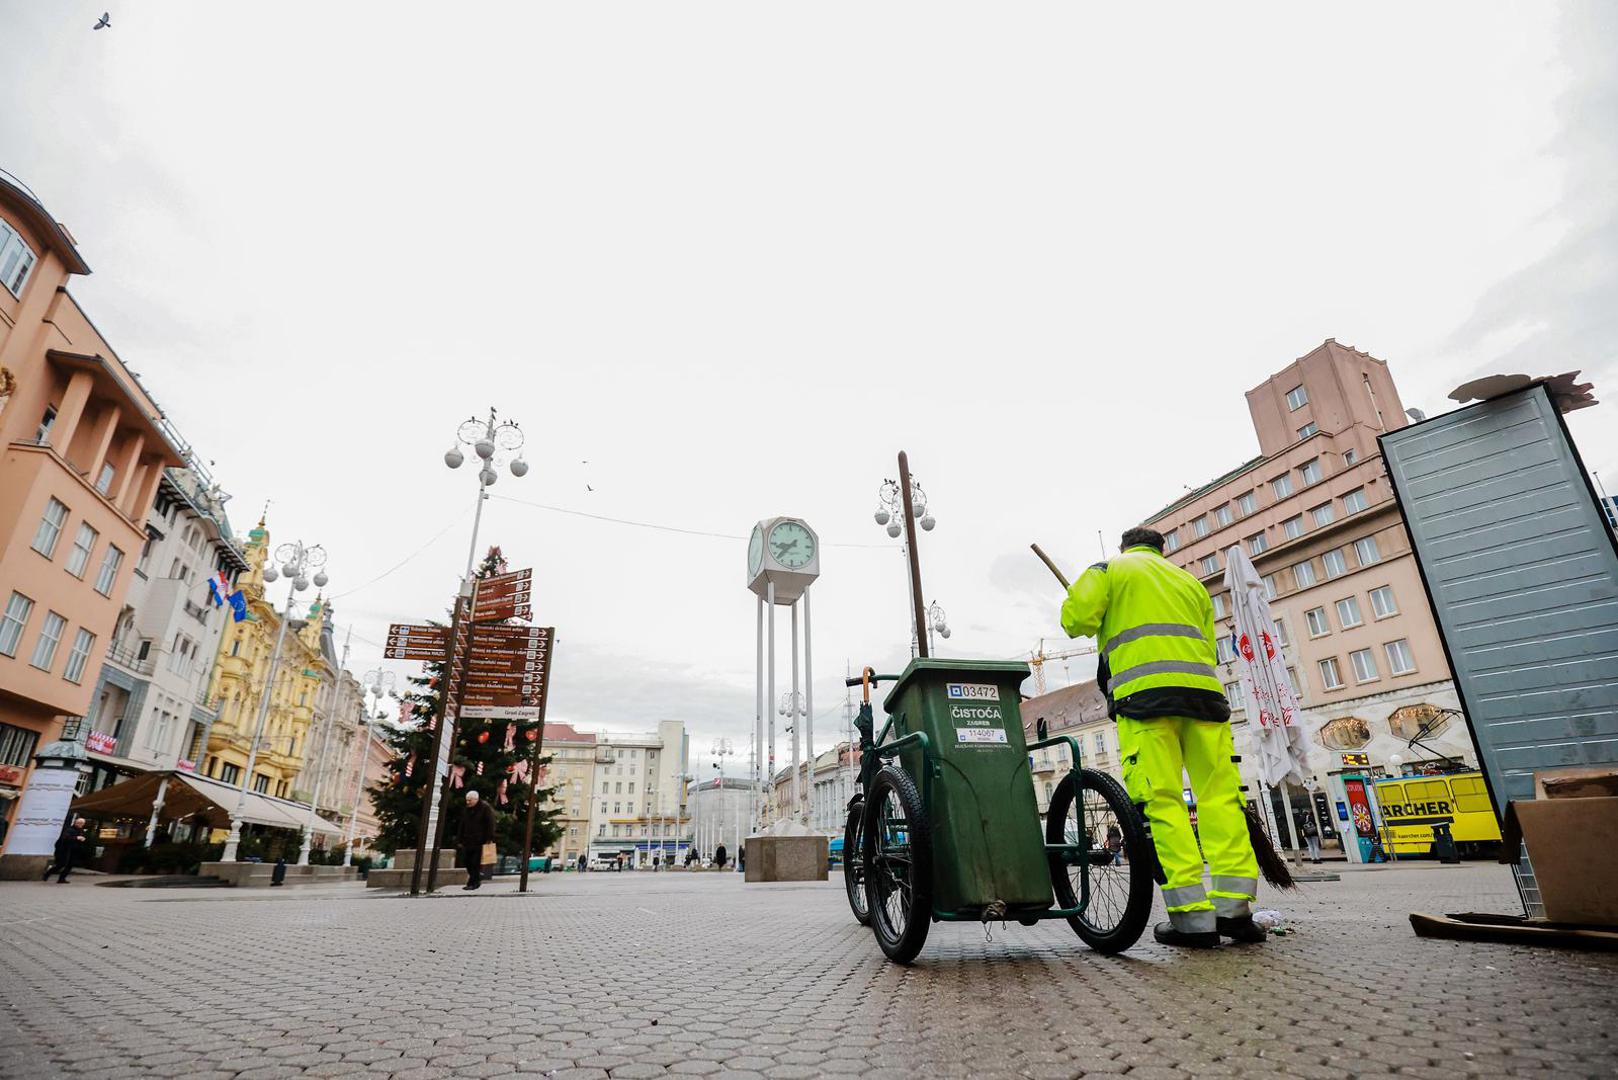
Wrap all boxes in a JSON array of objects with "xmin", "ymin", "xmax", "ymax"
[{"xmin": 747, "ymin": 517, "xmax": 820, "ymax": 832}]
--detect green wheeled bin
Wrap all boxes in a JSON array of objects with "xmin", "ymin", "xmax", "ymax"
[{"xmin": 880, "ymin": 658, "xmax": 1052, "ymax": 919}]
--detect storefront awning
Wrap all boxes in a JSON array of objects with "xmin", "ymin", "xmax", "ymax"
[{"xmin": 71, "ymin": 770, "xmax": 343, "ymax": 837}]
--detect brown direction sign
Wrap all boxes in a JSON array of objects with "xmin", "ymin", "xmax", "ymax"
[
  {"xmin": 473, "ymin": 569, "xmax": 533, "ymax": 623},
  {"xmin": 384, "ymin": 623, "xmax": 449, "ymax": 660}
]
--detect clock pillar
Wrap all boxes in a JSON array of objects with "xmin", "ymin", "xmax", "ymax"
[{"xmin": 747, "ymin": 517, "xmax": 821, "ymax": 833}]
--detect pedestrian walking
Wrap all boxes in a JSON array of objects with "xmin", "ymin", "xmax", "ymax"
[
  {"xmin": 455, "ymin": 790, "xmax": 497, "ymax": 891},
  {"xmin": 713, "ymin": 842, "xmax": 727, "ymax": 870},
  {"xmin": 42, "ymin": 817, "xmax": 90, "ymax": 883},
  {"xmin": 1060, "ymin": 527, "xmax": 1266, "ymax": 948},
  {"xmin": 1298, "ymin": 813, "xmax": 1322, "ymax": 863}
]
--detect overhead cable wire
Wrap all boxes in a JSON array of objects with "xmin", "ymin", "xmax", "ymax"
[
  {"xmin": 327, "ymin": 511, "xmax": 470, "ymax": 601},
  {"xmin": 488, "ymin": 494, "xmax": 889, "ymax": 548}
]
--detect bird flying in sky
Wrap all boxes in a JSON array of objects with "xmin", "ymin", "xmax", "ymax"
[{"xmin": 94, "ymin": 12, "xmax": 110, "ymax": 29}]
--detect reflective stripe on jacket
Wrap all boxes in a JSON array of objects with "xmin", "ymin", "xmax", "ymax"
[{"xmin": 1060, "ymin": 545, "xmax": 1230, "ymax": 723}]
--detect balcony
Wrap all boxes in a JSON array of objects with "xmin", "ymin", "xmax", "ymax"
[{"xmin": 105, "ymin": 639, "xmax": 156, "ymax": 677}]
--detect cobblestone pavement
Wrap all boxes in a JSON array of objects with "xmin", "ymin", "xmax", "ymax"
[{"xmin": 2, "ymin": 862, "xmax": 1615, "ymax": 1079}]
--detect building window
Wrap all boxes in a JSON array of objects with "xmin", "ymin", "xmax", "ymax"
[
  {"xmin": 220, "ymin": 762, "xmax": 241, "ymax": 785},
  {"xmin": 95, "ymin": 463, "xmax": 117, "ymax": 495},
  {"xmin": 35, "ymin": 405, "xmax": 57, "ymax": 444},
  {"xmin": 1293, "ymin": 560, "xmax": 1317, "ymax": 588},
  {"xmin": 32, "ymin": 498, "xmax": 69, "ymax": 558},
  {"xmin": 0, "ymin": 592, "xmax": 35, "ymax": 657},
  {"xmin": 1310, "ymin": 503, "xmax": 1336, "ymax": 528},
  {"xmin": 66, "ymin": 523, "xmax": 99, "ymax": 578},
  {"xmin": 1262, "ymin": 575, "xmax": 1278, "ymax": 600},
  {"xmin": 1246, "ymin": 532, "xmax": 1268, "ymax": 556},
  {"xmin": 30, "ymin": 610, "xmax": 67, "ymax": 671},
  {"xmin": 1200, "ymin": 553, "xmax": 1220, "ymax": 576},
  {"xmin": 1283, "ymin": 516, "xmax": 1305, "ymax": 540},
  {"xmin": 1336, "ymin": 596, "xmax": 1364, "ymax": 628},
  {"xmin": 1299, "ymin": 459, "xmax": 1323, "ymax": 486},
  {"xmin": 1211, "ymin": 592, "xmax": 1227, "ymax": 619},
  {"xmin": 1163, "ymin": 530, "xmax": 1180, "ymax": 553},
  {"xmin": 1298, "ymin": 422, "xmax": 1319, "ymax": 439},
  {"xmin": 1272, "ymin": 475, "xmax": 1294, "ymax": 500},
  {"xmin": 1305, "ymin": 607, "xmax": 1330, "ymax": 637},
  {"xmin": 1192, "ymin": 516, "xmax": 1210, "ymax": 539},
  {"xmin": 1343, "ymin": 487, "xmax": 1368, "ymax": 514},
  {"xmin": 1216, "ymin": 636, "xmax": 1236, "ymax": 663},
  {"xmin": 1354, "ymin": 536, "xmax": 1381, "ymax": 567},
  {"xmin": 1318, "ymin": 657, "xmax": 1344, "ymax": 690},
  {"xmin": 1370, "ymin": 585, "xmax": 1399, "ymax": 618},
  {"xmin": 253, "ymin": 774, "xmax": 269, "ymax": 794},
  {"xmin": 1236, "ymin": 492, "xmax": 1257, "ymax": 517},
  {"xmin": 1213, "ymin": 504, "xmax": 1233, "ymax": 528},
  {"xmin": 0, "ymin": 220, "xmax": 38, "ymax": 297},
  {"xmin": 1287, "ymin": 385, "xmax": 1308, "ymax": 411},
  {"xmin": 1273, "ymin": 617, "xmax": 1290, "ymax": 647},
  {"xmin": 1322, "ymin": 549, "xmax": 1348, "ymax": 578},
  {"xmin": 1286, "ymin": 667, "xmax": 1303, "ymax": 696},
  {"xmin": 1350, "ymin": 648, "xmax": 1379, "ymax": 683},
  {"xmin": 0, "ymin": 722, "xmax": 40, "ymax": 768},
  {"xmin": 1223, "ymin": 679, "xmax": 1241, "ymax": 701},
  {"xmin": 598, "ymin": 823, "xmax": 606, "ymax": 836},
  {"xmin": 64, "ymin": 628, "xmax": 95, "ymax": 683},
  {"xmin": 1343, "ymin": 448, "xmax": 1358, "ymax": 466},
  {"xmin": 1385, "ymin": 639, "xmax": 1417, "ymax": 675},
  {"xmin": 1093, "ymin": 731, "xmax": 1106, "ymax": 755},
  {"xmin": 95, "ymin": 546, "xmax": 125, "ymax": 596}
]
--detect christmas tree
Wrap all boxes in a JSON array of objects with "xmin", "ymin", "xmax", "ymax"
[{"xmin": 369, "ymin": 546, "xmax": 563, "ymax": 859}]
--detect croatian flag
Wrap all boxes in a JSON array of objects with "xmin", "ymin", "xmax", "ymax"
[{"xmin": 207, "ymin": 572, "xmax": 230, "ymax": 607}]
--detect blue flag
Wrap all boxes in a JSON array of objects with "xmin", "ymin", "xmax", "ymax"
[
  {"xmin": 207, "ymin": 574, "xmax": 226, "ymax": 607},
  {"xmin": 228, "ymin": 590, "xmax": 248, "ymax": 623}
]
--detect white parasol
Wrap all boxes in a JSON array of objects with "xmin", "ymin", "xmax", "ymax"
[{"xmin": 1221, "ymin": 545, "xmax": 1310, "ymax": 789}]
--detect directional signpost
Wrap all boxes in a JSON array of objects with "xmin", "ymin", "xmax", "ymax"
[{"xmin": 396, "ymin": 566, "xmax": 557, "ymax": 894}]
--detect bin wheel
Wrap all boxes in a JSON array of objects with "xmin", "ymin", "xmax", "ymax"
[
  {"xmin": 1046, "ymin": 768, "xmax": 1152, "ymax": 954},
  {"xmin": 863, "ymin": 764, "xmax": 932, "ymax": 964},
  {"xmin": 844, "ymin": 800, "xmax": 871, "ymax": 926}
]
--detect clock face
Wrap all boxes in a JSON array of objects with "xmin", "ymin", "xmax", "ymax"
[
  {"xmin": 768, "ymin": 521, "xmax": 815, "ymax": 570},
  {"xmin": 748, "ymin": 524, "xmax": 765, "ymax": 578}
]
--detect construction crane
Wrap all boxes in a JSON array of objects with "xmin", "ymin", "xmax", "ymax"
[{"xmin": 1028, "ymin": 638, "xmax": 1098, "ymax": 695}]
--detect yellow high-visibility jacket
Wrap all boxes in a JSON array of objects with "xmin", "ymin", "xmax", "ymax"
[{"xmin": 1061, "ymin": 544, "xmax": 1230, "ymax": 722}]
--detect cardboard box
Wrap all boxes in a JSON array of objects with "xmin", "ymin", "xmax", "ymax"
[{"xmin": 1501, "ymin": 796, "xmax": 1618, "ymax": 927}]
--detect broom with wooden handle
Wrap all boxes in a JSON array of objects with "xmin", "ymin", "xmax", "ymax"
[{"xmin": 1030, "ymin": 543, "xmax": 1295, "ymax": 889}]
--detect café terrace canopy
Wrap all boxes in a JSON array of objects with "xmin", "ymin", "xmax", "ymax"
[{"xmin": 70, "ymin": 770, "xmax": 344, "ymax": 837}]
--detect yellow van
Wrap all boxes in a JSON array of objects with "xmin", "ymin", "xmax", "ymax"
[{"xmin": 1373, "ymin": 772, "xmax": 1502, "ymax": 858}]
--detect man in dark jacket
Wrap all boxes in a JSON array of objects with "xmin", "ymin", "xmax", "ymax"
[
  {"xmin": 43, "ymin": 817, "xmax": 90, "ymax": 883},
  {"xmin": 455, "ymin": 790, "xmax": 497, "ymax": 891}
]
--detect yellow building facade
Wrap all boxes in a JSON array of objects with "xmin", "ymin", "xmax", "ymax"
[{"xmin": 201, "ymin": 521, "xmax": 332, "ymax": 800}]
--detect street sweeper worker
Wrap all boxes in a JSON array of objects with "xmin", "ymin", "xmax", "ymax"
[{"xmin": 1060, "ymin": 525, "xmax": 1268, "ymax": 948}]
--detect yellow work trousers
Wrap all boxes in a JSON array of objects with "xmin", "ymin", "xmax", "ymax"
[{"xmin": 1118, "ymin": 715, "xmax": 1259, "ymax": 933}]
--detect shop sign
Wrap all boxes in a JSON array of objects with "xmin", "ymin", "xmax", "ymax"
[
  {"xmin": 86, "ymin": 730, "xmax": 118, "ymax": 755},
  {"xmin": 0, "ymin": 763, "xmax": 24, "ymax": 786}
]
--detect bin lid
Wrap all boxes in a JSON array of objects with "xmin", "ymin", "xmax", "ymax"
[{"xmin": 881, "ymin": 657, "xmax": 1032, "ymax": 714}]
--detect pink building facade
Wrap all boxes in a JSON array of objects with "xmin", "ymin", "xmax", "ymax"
[{"xmin": 1142, "ymin": 341, "xmax": 1473, "ymax": 858}]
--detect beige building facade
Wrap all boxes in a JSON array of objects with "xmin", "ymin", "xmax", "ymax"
[{"xmin": 537, "ymin": 721, "xmax": 598, "ymax": 865}]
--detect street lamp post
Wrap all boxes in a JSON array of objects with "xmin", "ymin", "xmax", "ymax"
[
  {"xmin": 344, "ymin": 671, "xmax": 395, "ymax": 867},
  {"xmin": 221, "ymin": 540, "xmax": 328, "ymax": 863},
  {"xmin": 926, "ymin": 600, "xmax": 951, "ymax": 655},
  {"xmin": 874, "ymin": 474, "xmax": 936, "ymax": 657},
  {"xmin": 415, "ymin": 409, "xmax": 529, "ymax": 893}
]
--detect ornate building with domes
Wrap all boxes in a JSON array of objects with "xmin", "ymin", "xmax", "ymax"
[{"xmin": 202, "ymin": 519, "xmax": 335, "ymax": 801}]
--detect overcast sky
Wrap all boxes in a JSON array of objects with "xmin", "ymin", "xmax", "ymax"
[{"xmin": 2, "ymin": 3, "xmax": 1613, "ymax": 776}]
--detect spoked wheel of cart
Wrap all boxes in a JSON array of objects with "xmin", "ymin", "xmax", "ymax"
[
  {"xmin": 1045, "ymin": 767, "xmax": 1153, "ymax": 953},
  {"xmin": 843, "ymin": 799, "xmax": 871, "ymax": 926},
  {"xmin": 863, "ymin": 763, "xmax": 933, "ymax": 964}
]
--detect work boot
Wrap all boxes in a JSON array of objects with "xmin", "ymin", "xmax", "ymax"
[
  {"xmin": 1217, "ymin": 916, "xmax": 1268, "ymax": 944},
  {"xmin": 1153, "ymin": 921, "xmax": 1219, "ymax": 949}
]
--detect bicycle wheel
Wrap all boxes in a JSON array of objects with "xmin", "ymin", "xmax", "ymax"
[
  {"xmin": 844, "ymin": 800, "xmax": 871, "ymax": 926},
  {"xmin": 1046, "ymin": 768, "xmax": 1152, "ymax": 954},
  {"xmin": 862, "ymin": 764, "xmax": 932, "ymax": 964}
]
